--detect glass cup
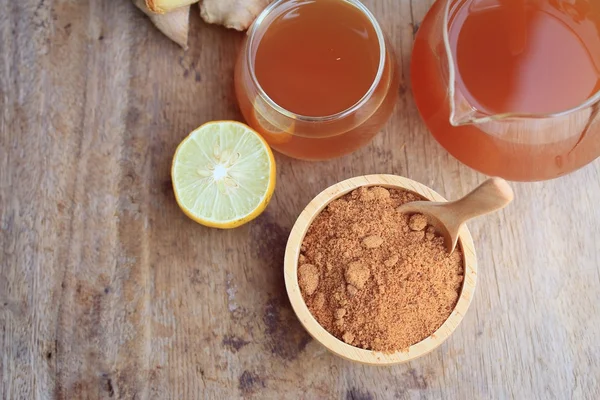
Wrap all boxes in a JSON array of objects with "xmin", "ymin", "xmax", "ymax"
[{"xmin": 234, "ymin": 0, "xmax": 399, "ymax": 160}]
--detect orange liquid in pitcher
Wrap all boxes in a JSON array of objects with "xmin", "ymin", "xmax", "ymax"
[
  {"xmin": 412, "ymin": 0, "xmax": 600, "ymax": 180},
  {"xmin": 235, "ymin": 0, "xmax": 398, "ymax": 160},
  {"xmin": 455, "ymin": 0, "xmax": 600, "ymax": 115}
]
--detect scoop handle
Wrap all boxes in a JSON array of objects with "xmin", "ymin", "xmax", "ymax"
[{"xmin": 447, "ymin": 178, "xmax": 514, "ymax": 223}]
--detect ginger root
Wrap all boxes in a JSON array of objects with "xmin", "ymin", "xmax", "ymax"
[
  {"xmin": 200, "ymin": 0, "xmax": 272, "ymax": 31},
  {"xmin": 134, "ymin": 0, "xmax": 273, "ymax": 49},
  {"xmin": 134, "ymin": 0, "xmax": 191, "ymax": 49},
  {"xmin": 146, "ymin": 0, "xmax": 199, "ymax": 14}
]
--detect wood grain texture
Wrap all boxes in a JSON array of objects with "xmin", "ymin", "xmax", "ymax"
[{"xmin": 1, "ymin": 0, "xmax": 599, "ymax": 399}]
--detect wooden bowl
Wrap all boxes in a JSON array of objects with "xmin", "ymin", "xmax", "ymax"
[{"xmin": 284, "ymin": 175, "xmax": 477, "ymax": 365}]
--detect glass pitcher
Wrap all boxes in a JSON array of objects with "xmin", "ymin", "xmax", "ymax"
[{"xmin": 411, "ymin": 0, "xmax": 600, "ymax": 181}]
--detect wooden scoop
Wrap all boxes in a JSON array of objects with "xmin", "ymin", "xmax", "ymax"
[{"xmin": 397, "ymin": 178, "xmax": 514, "ymax": 254}]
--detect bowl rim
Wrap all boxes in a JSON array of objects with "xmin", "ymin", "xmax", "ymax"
[{"xmin": 284, "ymin": 174, "xmax": 477, "ymax": 365}]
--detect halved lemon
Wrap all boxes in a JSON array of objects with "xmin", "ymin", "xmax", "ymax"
[{"xmin": 171, "ymin": 121, "xmax": 276, "ymax": 229}]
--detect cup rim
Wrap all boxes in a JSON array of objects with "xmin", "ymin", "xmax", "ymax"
[
  {"xmin": 284, "ymin": 174, "xmax": 478, "ymax": 365},
  {"xmin": 245, "ymin": 0, "xmax": 388, "ymax": 123}
]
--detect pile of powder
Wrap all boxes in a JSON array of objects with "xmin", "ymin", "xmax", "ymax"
[{"xmin": 298, "ymin": 186, "xmax": 464, "ymax": 353}]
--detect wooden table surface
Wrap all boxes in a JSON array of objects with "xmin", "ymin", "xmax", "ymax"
[{"xmin": 1, "ymin": 1, "xmax": 599, "ymax": 399}]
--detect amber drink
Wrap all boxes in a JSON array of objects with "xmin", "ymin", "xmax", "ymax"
[{"xmin": 235, "ymin": 0, "xmax": 399, "ymax": 160}]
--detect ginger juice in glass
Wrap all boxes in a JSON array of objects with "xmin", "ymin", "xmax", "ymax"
[{"xmin": 235, "ymin": 0, "xmax": 399, "ymax": 160}]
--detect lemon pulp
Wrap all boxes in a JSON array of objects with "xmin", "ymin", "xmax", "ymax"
[{"xmin": 172, "ymin": 121, "xmax": 276, "ymax": 228}]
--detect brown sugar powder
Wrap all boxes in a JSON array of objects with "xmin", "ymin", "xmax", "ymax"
[{"xmin": 298, "ymin": 186, "xmax": 464, "ymax": 353}]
